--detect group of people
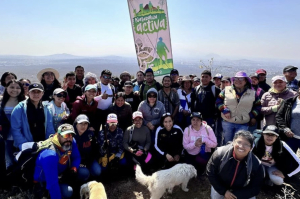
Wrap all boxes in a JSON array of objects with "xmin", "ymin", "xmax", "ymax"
[{"xmin": 0, "ymin": 64, "xmax": 300, "ymax": 199}]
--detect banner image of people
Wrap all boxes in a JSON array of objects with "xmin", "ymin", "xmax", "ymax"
[{"xmin": 127, "ymin": 0, "xmax": 174, "ymax": 76}]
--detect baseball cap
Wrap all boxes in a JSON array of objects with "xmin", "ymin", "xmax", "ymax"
[
  {"xmin": 193, "ymin": 77, "xmax": 200, "ymax": 82},
  {"xmin": 201, "ymin": 70, "xmax": 212, "ymax": 76},
  {"xmin": 107, "ymin": 113, "xmax": 118, "ymax": 123},
  {"xmin": 221, "ymin": 76, "xmax": 231, "ymax": 83},
  {"xmin": 53, "ymin": 88, "xmax": 67, "ymax": 95},
  {"xmin": 170, "ymin": 69, "xmax": 179, "ymax": 75},
  {"xmin": 132, "ymin": 111, "xmax": 143, "ymax": 119},
  {"xmin": 256, "ymin": 69, "xmax": 267, "ymax": 75},
  {"xmin": 29, "ymin": 83, "xmax": 44, "ymax": 92},
  {"xmin": 283, "ymin": 65, "xmax": 298, "ymax": 73},
  {"xmin": 124, "ymin": 81, "xmax": 133, "ymax": 87},
  {"xmin": 271, "ymin": 76, "xmax": 286, "ymax": 83},
  {"xmin": 57, "ymin": 124, "xmax": 76, "ymax": 136},
  {"xmin": 213, "ymin": 73, "xmax": 223, "ymax": 79},
  {"xmin": 190, "ymin": 112, "xmax": 203, "ymax": 120},
  {"xmin": 85, "ymin": 84, "xmax": 97, "ymax": 92},
  {"xmin": 75, "ymin": 114, "xmax": 90, "ymax": 124},
  {"xmin": 263, "ymin": 125, "xmax": 279, "ymax": 136},
  {"xmin": 145, "ymin": 68, "xmax": 154, "ymax": 74}
]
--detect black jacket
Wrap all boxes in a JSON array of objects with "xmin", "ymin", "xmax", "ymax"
[
  {"xmin": 252, "ymin": 136, "xmax": 300, "ymax": 177},
  {"xmin": 0, "ymin": 107, "xmax": 10, "ymax": 140},
  {"xmin": 276, "ymin": 95, "xmax": 298, "ymax": 139},
  {"xmin": 258, "ymin": 81, "xmax": 271, "ymax": 92},
  {"xmin": 206, "ymin": 144, "xmax": 264, "ymax": 198}
]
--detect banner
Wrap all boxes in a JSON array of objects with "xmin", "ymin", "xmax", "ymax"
[{"xmin": 127, "ymin": 0, "xmax": 173, "ymax": 76}]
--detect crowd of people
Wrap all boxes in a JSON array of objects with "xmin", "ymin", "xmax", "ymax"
[{"xmin": 0, "ymin": 65, "xmax": 300, "ymax": 199}]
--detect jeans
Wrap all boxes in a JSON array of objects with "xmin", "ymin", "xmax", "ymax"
[
  {"xmin": 211, "ymin": 186, "xmax": 256, "ymax": 199},
  {"xmin": 5, "ymin": 140, "xmax": 15, "ymax": 168},
  {"xmin": 286, "ymin": 137, "xmax": 300, "ymax": 153},
  {"xmin": 77, "ymin": 160, "xmax": 102, "ymax": 181},
  {"xmin": 266, "ymin": 166, "xmax": 284, "ymax": 185},
  {"xmin": 222, "ymin": 121, "xmax": 248, "ymax": 144}
]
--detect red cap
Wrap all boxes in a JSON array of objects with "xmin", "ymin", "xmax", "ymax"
[{"xmin": 256, "ymin": 69, "xmax": 267, "ymax": 75}]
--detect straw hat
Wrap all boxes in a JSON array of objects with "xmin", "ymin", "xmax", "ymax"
[
  {"xmin": 37, "ymin": 68, "xmax": 60, "ymax": 81},
  {"xmin": 181, "ymin": 75, "xmax": 192, "ymax": 81}
]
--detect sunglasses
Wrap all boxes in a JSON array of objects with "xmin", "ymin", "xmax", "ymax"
[
  {"xmin": 22, "ymin": 83, "xmax": 30, "ymax": 86},
  {"xmin": 148, "ymin": 95, "xmax": 157, "ymax": 98},
  {"xmin": 56, "ymin": 93, "xmax": 67, "ymax": 98},
  {"xmin": 108, "ymin": 123, "xmax": 117, "ymax": 126},
  {"xmin": 60, "ymin": 133, "xmax": 73, "ymax": 139},
  {"xmin": 102, "ymin": 75, "xmax": 111, "ymax": 80}
]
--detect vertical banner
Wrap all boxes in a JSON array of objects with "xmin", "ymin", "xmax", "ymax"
[{"xmin": 127, "ymin": 0, "xmax": 173, "ymax": 76}]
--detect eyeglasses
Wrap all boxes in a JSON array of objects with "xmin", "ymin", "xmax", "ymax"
[
  {"xmin": 56, "ymin": 93, "xmax": 67, "ymax": 98},
  {"xmin": 264, "ymin": 133, "xmax": 277, "ymax": 137},
  {"xmin": 234, "ymin": 140, "xmax": 251, "ymax": 148},
  {"xmin": 162, "ymin": 113, "xmax": 171, "ymax": 117},
  {"xmin": 102, "ymin": 75, "xmax": 111, "ymax": 80},
  {"xmin": 60, "ymin": 134, "xmax": 73, "ymax": 139},
  {"xmin": 234, "ymin": 77, "xmax": 245, "ymax": 81},
  {"xmin": 22, "ymin": 83, "xmax": 30, "ymax": 86},
  {"xmin": 148, "ymin": 95, "xmax": 157, "ymax": 98},
  {"xmin": 108, "ymin": 123, "xmax": 117, "ymax": 126}
]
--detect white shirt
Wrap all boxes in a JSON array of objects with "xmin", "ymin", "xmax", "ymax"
[{"xmin": 94, "ymin": 82, "xmax": 113, "ymax": 110}]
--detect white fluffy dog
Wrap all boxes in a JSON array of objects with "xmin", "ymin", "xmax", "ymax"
[
  {"xmin": 80, "ymin": 181, "xmax": 107, "ymax": 199},
  {"xmin": 135, "ymin": 163, "xmax": 197, "ymax": 199}
]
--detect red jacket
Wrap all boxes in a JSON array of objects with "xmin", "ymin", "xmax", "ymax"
[{"xmin": 70, "ymin": 95, "xmax": 98, "ymax": 130}]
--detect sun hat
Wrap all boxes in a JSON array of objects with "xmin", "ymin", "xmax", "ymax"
[
  {"xmin": 107, "ymin": 113, "xmax": 118, "ymax": 123},
  {"xmin": 231, "ymin": 71, "xmax": 252, "ymax": 84},
  {"xmin": 75, "ymin": 114, "xmax": 90, "ymax": 124},
  {"xmin": 85, "ymin": 84, "xmax": 97, "ymax": 92},
  {"xmin": 57, "ymin": 124, "xmax": 76, "ymax": 136},
  {"xmin": 37, "ymin": 68, "xmax": 60, "ymax": 81},
  {"xmin": 263, "ymin": 125, "xmax": 279, "ymax": 136},
  {"xmin": 271, "ymin": 76, "xmax": 287, "ymax": 84},
  {"xmin": 181, "ymin": 76, "xmax": 192, "ymax": 81},
  {"xmin": 28, "ymin": 83, "xmax": 44, "ymax": 92},
  {"xmin": 132, "ymin": 111, "xmax": 143, "ymax": 119}
]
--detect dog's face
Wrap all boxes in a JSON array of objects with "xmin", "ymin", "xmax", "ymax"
[{"xmin": 80, "ymin": 183, "xmax": 89, "ymax": 199}]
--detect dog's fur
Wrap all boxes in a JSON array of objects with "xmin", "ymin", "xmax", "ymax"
[
  {"xmin": 135, "ymin": 163, "xmax": 197, "ymax": 199},
  {"xmin": 80, "ymin": 181, "xmax": 107, "ymax": 199}
]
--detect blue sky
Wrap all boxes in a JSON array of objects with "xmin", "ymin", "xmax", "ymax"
[{"xmin": 0, "ymin": 0, "xmax": 299, "ymax": 60}]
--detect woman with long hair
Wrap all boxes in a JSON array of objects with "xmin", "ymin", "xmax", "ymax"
[
  {"xmin": 0, "ymin": 72, "xmax": 17, "ymax": 95},
  {"xmin": 37, "ymin": 68, "xmax": 61, "ymax": 101},
  {"xmin": 0, "ymin": 80, "xmax": 25, "ymax": 170},
  {"xmin": 19, "ymin": 78, "xmax": 31, "ymax": 97}
]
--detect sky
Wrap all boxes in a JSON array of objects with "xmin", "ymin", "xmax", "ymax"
[{"xmin": 0, "ymin": 0, "xmax": 299, "ymax": 61}]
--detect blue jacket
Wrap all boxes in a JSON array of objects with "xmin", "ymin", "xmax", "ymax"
[
  {"xmin": 11, "ymin": 99, "xmax": 55, "ymax": 149},
  {"xmin": 34, "ymin": 138, "xmax": 81, "ymax": 199}
]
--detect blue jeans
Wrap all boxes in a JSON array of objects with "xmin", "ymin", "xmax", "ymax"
[
  {"xmin": 77, "ymin": 160, "xmax": 102, "ymax": 181},
  {"xmin": 286, "ymin": 137, "xmax": 300, "ymax": 153},
  {"xmin": 222, "ymin": 121, "xmax": 248, "ymax": 144}
]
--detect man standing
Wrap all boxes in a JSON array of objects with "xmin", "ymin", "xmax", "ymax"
[
  {"xmin": 62, "ymin": 72, "xmax": 83, "ymax": 111},
  {"xmin": 33, "ymin": 124, "xmax": 84, "ymax": 199},
  {"xmin": 119, "ymin": 71, "xmax": 131, "ymax": 92},
  {"xmin": 170, "ymin": 69, "xmax": 180, "ymax": 89},
  {"xmin": 191, "ymin": 70, "xmax": 220, "ymax": 130},
  {"xmin": 124, "ymin": 81, "xmax": 141, "ymax": 112},
  {"xmin": 75, "ymin": 66, "xmax": 85, "ymax": 87},
  {"xmin": 157, "ymin": 76, "xmax": 180, "ymax": 119},
  {"xmin": 256, "ymin": 69, "xmax": 271, "ymax": 92},
  {"xmin": 283, "ymin": 65, "xmax": 299, "ymax": 91},
  {"xmin": 139, "ymin": 68, "xmax": 162, "ymax": 100},
  {"xmin": 94, "ymin": 70, "xmax": 115, "ymax": 131}
]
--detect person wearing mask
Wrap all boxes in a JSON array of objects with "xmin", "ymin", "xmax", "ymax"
[
  {"xmin": 191, "ymin": 70, "xmax": 221, "ymax": 130},
  {"xmin": 157, "ymin": 76, "xmax": 180, "ymax": 120},
  {"xmin": 37, "ymin": 68, "xmax": 61, "ymax": 102},
  {"xmin": 74, "ymin": 115, "xmax": 101, "ymax": 180},
  {"xmin": 139, "ymin": 68, "xmax": 162, "ymax": 100},
  {"xmin": 94, "ymin": 70, "xmax": 115, "ymax": 130},
  {"xmin": 283, "ymin": 65, "xmax": 299, "ymax": 91},
  {"xmin": 0, "ymin": 80, "xmax": 25, "ymax": 170},
  {"xmin": 183, "ymin": 112, "xmax": 217, "ymax": 174},
  {"xmin": 154, "ymin": 113, "xmax": 183, "ymax": 169},
  {"xmin": 70, "ymin": 85, "xmax": 98, "ymax": 132},
  {"xmin": 75, "ymin": 65, "xmax": 85, "ymax": 87},
  {"xmin": 62, "ymin": 71, "xmax": 82, "ymax": 111},
  {"xmin": 261, "ymin": 76, "xmax": 296, "ymax": 127},
  {"xmin": 256, "ymin": 69, "xmax": 271, "ymax": 92},
  {"xmin": 213, "ymin": 73, "xmax": 223, "ymax": 89},
  {"xmin": 138, "ymin": 88, "xmax": 165, "ymax": 141},
  {"xmin": 11, "ymin": 83, "xmax": 55, "ymax": 150},
  {"xmin": 216, "ymin": 71, "xmax": 261, "ymax": 144},
  {"xmin": 177, "ymin": 76, "xmax": 193, "ymax": 129},
  {"xmin": 46, "ymin": 88, "xmax": 70, "ymax": 131},
  {"xmin": 170, "ymin": 69, "xmax": 180, "ymax": 89},
  {"xmin": 220, "ymin": 76, "xmax": 231, "ymax": 90},
  {"xmin": 0, "ymin": 72, "xmax": 17, "ymax": 96},
  {"xmin": 124, "ymin": 81, "xmax": 140, "ymax": 112},
  {"xmin": 207, "ymin": 131, "xmax": 264, "ymax": 199},
  {"xmin": 252, "ymin": 125, "xmax": 300, "ymax": 186}
]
